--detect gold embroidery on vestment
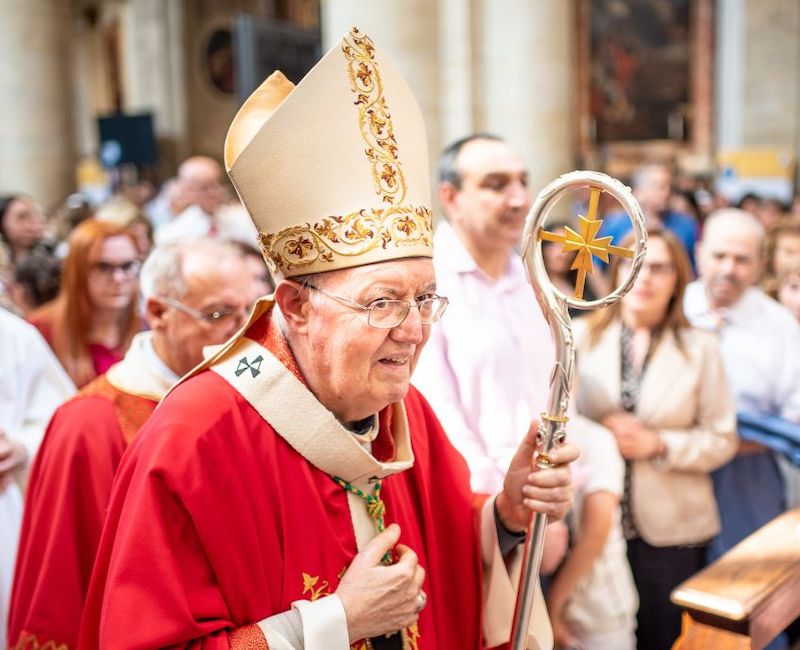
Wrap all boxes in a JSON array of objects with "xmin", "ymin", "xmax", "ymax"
[
  {"xmin": 299, "ymin": 568, "xmax": 422, "ymax": 650},
  {"xmin": 301, "ymin": 572, "xmax": 332, "ymax": 601},
  {"xmin": 11, "ymin": 632, "xmax": 69, "ymax": 650}
]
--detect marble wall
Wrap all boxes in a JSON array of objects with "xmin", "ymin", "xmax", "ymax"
[
  {"xmin": 741, "ymin": 0, "xmax": 799, "ymax": 150},
  {"xmin": 715, "ymin": 0, "xmax": 799, "ymax": 187}
]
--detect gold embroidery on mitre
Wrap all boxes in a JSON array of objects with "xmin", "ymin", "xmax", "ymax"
[
  {"xmin": 342, "ymin": 27, "xmax": 406, "ymax": 205},
  {"xmin": 258, "ymin": 205, "xmax": 433, "ymax": 274}
]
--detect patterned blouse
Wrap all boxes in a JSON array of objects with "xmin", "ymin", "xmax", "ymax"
[{"xmin": 619, "ymin": 324, "xmax": 654, "ymax": 540}]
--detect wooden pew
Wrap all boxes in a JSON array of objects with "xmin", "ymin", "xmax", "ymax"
[{"xmin": 671, "ymin": 507, "xmax": 800, "ymax": 650}]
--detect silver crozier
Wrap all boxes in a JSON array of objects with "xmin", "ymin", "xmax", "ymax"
[{"xmin": 509, "ymin": 171, "xmax": 648, "ymax": 650}]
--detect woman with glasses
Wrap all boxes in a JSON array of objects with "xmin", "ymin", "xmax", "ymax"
[
  {"xmin": 572, "ymin": 229, "xmax": 737, "ymax": 650},
  {"xmin": 29, "ymin": 219, "xmax": 141, "ymax": 388}
]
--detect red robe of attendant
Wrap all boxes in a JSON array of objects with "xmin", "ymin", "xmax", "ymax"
[
  {"xmin": 8, "ymin": 376, "xmax": 157, "ymax": 650},
  {"xmin": 79, "ymin": 313, "xmax": 488, "ymax": 649}
]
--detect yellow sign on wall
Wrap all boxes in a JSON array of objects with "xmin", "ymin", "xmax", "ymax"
[
  {"xmin": 717, "ymin": 148, "xmax": 796, "ymax": 203},
  {"xmin": 718, "ymin": 148, "xmax": 795, "ymax": 179}
]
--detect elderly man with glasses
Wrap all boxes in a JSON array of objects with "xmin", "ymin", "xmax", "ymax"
[
  {"xmin": 80, "ymin": 29, "xmax": 577, "ymax": 650},
  {"xmin": 8, "ymin": 238, "xmax": 254, "ymax": 650}
]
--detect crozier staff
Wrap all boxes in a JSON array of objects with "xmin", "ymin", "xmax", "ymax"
[{"xmin": 80, "ymin": 28, "xmax": 577, "ymax": 650}]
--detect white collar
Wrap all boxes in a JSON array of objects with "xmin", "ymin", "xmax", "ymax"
[{"xmin": 105, "ymin": 331, "xmax": 177, "ymax": 401}]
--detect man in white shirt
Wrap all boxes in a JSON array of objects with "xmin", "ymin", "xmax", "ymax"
[
  {"xmin": 684, "ymin": 208, "xmax": 800, "ymax": 559},
  {"xmin": 413, "ymin": 134, "xmax": 568, "ymax": 571}
]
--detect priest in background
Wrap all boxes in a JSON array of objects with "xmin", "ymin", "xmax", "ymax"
[
  {"xmin": 8, "ymin": 238, "xmax": 254, "ymax": 650},
  {"xmin": 78, "ymin": 28, "xmax": 577, "ymax": 650}
]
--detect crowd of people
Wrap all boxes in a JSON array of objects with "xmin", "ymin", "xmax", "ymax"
[{"xmin": 1, "ymin": 27, "xmax": 800, "ymax": 650}]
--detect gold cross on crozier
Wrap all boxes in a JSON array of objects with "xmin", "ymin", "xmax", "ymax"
[{"xmin": 538, "ymin": 186, "xmax": 635, "ymax": 299}]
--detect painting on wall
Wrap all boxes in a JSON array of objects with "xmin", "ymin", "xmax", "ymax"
[
  {"xmin": 576, "ymin": 0, "xmax": 714, "ymax": 174},
  {"xmin": 590, "ymin": 0, "xmax": 690, "ymax": 142},
  {"xmin": 203, "ymin": 27, "xmax": 235, "ymax": 96}
]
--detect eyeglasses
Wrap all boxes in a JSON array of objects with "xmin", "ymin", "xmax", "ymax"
[
  {"xmin": 159, "ymin": 296, "xmax": 251, "ymax": 324},
  {"xmin": 620, "ymin": 260, "xmax": 676, "ymax": 277},
  {"xmin": 92, "ymin": 260, "xmax": 141, "ymax": 279},
  {"xmin": 303, "ymin": 284, "xmax": 449, "ymax": 329}
]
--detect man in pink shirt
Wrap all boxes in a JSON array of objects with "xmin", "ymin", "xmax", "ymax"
[
  {"xmin": 414, "ymin": 134, "xmax": 567, "ymax": 570},
  {"xmin": 415, "ymin": 133, "xmax": 557, "ymax": 491}
]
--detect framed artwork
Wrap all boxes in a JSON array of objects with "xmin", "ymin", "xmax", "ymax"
[
  {"xmin": 204, "ymin": 27, "xmax": 235, "ymax": 95},
  {"xmin": 200, "ymin": 25, "xmax": 235, "ymax": 96},
  {"xmin": 576, "ymin": 0, "xmax": 714, "ymax": 175}
]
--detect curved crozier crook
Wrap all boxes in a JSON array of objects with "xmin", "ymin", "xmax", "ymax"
[{"xmin": 510, "ymin": 170, "xmax": 647, "ymax": 650}]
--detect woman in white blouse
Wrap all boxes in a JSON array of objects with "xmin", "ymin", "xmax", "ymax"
[{"xmin": 573, "ymin": 229, "xmax": 737, "ymax": 650}]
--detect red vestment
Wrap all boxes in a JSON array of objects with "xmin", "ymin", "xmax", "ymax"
[
  {"xmin": 8, "ymin": 376, "xmax": 157, "ymax": 650},
  {"xmin": 78, "ymin": 313, "xmax": 488, "ymax": 649}
]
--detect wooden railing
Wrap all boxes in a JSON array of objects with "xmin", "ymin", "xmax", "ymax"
[{"xmin": 671, "ymin": 507, "xmax": 800, "ymax": 650}]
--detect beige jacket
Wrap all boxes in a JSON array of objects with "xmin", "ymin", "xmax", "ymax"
[{"xmin": 574, "ymin": 319, "xmax": 738, "ymax": 547}]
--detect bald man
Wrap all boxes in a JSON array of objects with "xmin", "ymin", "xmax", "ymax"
[
  {"xmin": 684, "ymin": 209, "xmax": 800, "ymax": 559},
  {"xmin": 155, "ymin": 156, "xmax": 226, "ymax": 244}
]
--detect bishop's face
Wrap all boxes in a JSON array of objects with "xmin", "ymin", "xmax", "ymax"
[{"xmin": 297, "ymin": 258, "xmax": 436, "ymax": 425}]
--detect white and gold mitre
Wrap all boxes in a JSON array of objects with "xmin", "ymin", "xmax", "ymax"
[{"xmin": 224, "ymin": 27, "xmax": 433, "ymax": 279}]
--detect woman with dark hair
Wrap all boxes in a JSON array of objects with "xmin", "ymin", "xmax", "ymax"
[
  {"xmin": 10, "ymin": 251, "xmax": 61, "ymax": 315},
  {"xmin": 0, "ymin": 195, "xmax": 45, "ymax": 260},
  {"xmin": 573, "ymin": 229, "xmax": 738, "ymax": 650},
  {"xmin": 0, "ymin": 195, "xmax": 46, "ymax": 288},
  {"xmin": 29, "ymin": 219, "xmax": 142, "ymax": 387}
]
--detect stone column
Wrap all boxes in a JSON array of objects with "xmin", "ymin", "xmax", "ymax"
[
  {"xmin": 121, "ymin": 0, "xmax": 190, "ymax": 172},
  {"xmin": 741, "ymin": 0, "xmax": 799, "ymax": 148},
  {"xmin": 0, "ymin": 0, "xmax": 75, "ymax": 208},
  {"xmin": 438, "ymin": 0, "xmax": 476, "ymax": 146},
  {"xmin": 321, "ymin": 0, "xmax": 441, "ymax": 177},
  {"xmin": 477, "ymin": 0, "xmax": 575, "ymax": 196}
]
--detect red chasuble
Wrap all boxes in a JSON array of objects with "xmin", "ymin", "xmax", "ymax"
[
  {"xmin": 79, "ymin": 312, "xmax": 488, "ymax": 649},
  {"xmin": 8, "ymin": 376, "xmax": 157, "ymax": 650}
]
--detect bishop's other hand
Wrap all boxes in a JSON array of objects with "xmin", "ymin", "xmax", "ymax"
[{"xmin": 336, "ymin": 523, "xmax": 426, "ymax": 641}]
